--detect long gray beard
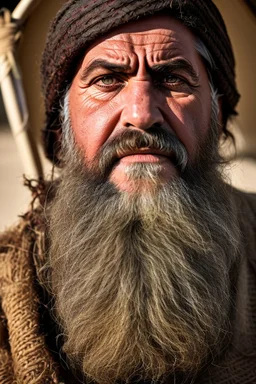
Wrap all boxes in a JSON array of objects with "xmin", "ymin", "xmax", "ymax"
[{"xmin": 45, "ymin": 107, "xmax": 240, "ymax": 384}]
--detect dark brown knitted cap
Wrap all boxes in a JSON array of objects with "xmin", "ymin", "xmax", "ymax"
[{"xmin": 41, "ymin": 0, "xmax": 240, "ymax": 164}]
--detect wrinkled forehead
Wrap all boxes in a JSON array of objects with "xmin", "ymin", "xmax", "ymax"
[{"xmin": 82, "ymin": 14, "xmax": 197, "ymax": 64}]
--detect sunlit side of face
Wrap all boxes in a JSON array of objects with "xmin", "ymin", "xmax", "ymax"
[{"xmin": 69, "ymin": 15, "xmax": 212, "ymax": 192}]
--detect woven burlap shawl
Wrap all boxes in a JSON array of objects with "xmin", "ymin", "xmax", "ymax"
[{"xmin": 0, "ymin": 180, "xmax": 62, "ymax": 384}]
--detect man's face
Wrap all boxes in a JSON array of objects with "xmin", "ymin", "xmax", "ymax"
[{"xmin": 69, "ymin": 15, "xmax": 212, "ymax": 192}]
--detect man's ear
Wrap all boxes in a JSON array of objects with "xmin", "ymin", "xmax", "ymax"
[
  {"xmin": 55, "ymin": 128, "xmax": 62, "ymax": 143},
  {"xmin": 217, "ymin": 97, "xmax": 223, "ymax": 136},
  {"xmin": 54, "ymin": 128, "xmax": 63, "ymax": 164}
]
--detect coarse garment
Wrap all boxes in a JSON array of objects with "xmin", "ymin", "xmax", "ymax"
[{"xmin": 0, "ymin": 185, "xmax": 256, "ymax": 383}]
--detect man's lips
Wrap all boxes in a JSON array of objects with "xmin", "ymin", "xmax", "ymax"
[
  {"xmin": 109, "ymin": 148, "xmax": 179, "ymax": 187},
  {"xmin": 119, "ymin": 154, "xmax": 169, "ymax": 164},
  {"xmin": 115, "ymin": 148, "xmax": 174, "ymax": 164}
]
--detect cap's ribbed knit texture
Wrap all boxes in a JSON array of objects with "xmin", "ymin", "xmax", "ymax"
[{"xmin": 41, "ymin": 0, "xmax": 240, "ymax": 163}]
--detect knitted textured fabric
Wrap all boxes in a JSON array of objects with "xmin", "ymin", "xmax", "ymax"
[
  {"xmin": 41, "ymin": 0, "xmax": 240, "ymax": 164},
  {"xmin": 0, "ymin": 210, "xmax": 60, "ymax": 383}
]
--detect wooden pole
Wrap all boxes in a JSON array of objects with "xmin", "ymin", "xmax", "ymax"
[
  {"xmin": 12, "ymin": 0, "xmax": 42, "ymax": 24},
  {"xmin": 0, "ymin": 2, "xmax": 43, "ymax": 178},
  {"xmin": 1, "ymin": 71, "xmax": 43, "ymax": 178}
]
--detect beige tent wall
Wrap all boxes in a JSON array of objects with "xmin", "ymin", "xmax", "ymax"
[
  {"xmin": 214, "ymin": 0, "xmax": 256, "ymax": 155},
  {"xmin": 214, "ymin": 0, "xmax": 256, "ymax": 190}
]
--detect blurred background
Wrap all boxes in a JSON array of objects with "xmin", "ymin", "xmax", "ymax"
[{"xmin": 0, "ymin": 0, "xmax": 256, "ymax": 231}]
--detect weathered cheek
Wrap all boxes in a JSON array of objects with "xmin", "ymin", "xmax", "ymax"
[
  {"xmin": 178, "ymin": 95, "xmax": 208, "ymax": 126},
  {"xmin": 190, "ymin": 93, "xmax": 212, "ymax": 136},
  {"xmin": 165, "ymin": 95, "xmax": 210, "ymax": 159},
  {"xmin": 69, "ymin": 93, "xmax": 122, "ymax": 161},
  {"xmin": 165, "ymin": 96, "xmax": 197, "ymax": 132}
]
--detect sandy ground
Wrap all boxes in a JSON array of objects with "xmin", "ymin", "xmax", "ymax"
[{"xmin": 1, "ymin": 127, "xmax": 256, "ymax": 232}]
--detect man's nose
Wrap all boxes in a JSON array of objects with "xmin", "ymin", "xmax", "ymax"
[{"xmin": 120, "ymin": 80, "xmax": 164, "ymax": 129}]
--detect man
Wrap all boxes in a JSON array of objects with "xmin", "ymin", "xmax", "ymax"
[{"xmin": 0, "ymin": 1, "xmax": 255, "ymax": 383}]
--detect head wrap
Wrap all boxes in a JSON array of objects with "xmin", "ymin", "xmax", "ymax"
[{"xmin": 41, "ymin": 0, "xmax": 240, "ymax": 164}]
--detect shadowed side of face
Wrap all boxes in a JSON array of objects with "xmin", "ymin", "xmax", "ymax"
[{"xmin": 68, "ymin": 14, "xmax": 212, "ymax": 192}]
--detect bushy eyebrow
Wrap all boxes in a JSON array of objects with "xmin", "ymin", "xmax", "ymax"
[
  {"xmin": 80, "ymin": 59, "xmax": 131, "ymax": 82},
  {"xmin": 80, "ymin": 58, "xmax": 199, "ymax": 84},
  {"xmin": 151, "ymin": 59, "xmax": 199, "ymax": 84}
]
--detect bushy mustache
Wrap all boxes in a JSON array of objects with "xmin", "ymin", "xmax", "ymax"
[{"xmin": 93, "ymin": 127, "xmax": 188, "ymax": 177}]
